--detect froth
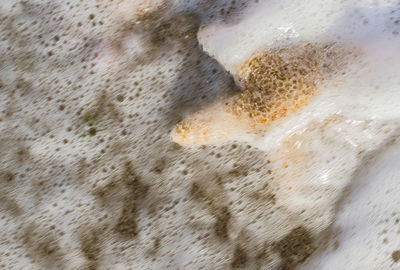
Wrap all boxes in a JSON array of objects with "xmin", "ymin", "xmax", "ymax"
[
  {"xmin": 174, "ymin": 0, "xmax": 400, "ymax": 268},
  {"xmin": 1, "ymin": 0, "xmax": 400, "ymax": 269},
  {"xmin": 299, "ymin": 138, "xmax": 400, "ymax": 269}
]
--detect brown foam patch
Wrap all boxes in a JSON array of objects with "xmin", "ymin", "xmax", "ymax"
[
  {"xmin": 171, "ymin": 42, "xmax": 348, "ymax": 146},
  {"xmin": 232, "ymin": 42, "xmax": 343, "ymax": 125}
]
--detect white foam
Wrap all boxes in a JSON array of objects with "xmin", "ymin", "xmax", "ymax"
[{"xmin": 300, "ymin": 139, "xmax": 400, "ymax": 269}]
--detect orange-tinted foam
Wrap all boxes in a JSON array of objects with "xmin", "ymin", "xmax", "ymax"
[
  {"xmin": 232, "ymin": 43, "xmax": 344, "ymax": 126},
  {"xmin": 172, "ymin": 42, "xmax": 347, "ymax": 145}
]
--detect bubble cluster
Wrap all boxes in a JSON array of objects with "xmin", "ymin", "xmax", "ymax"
[{"xmin": 232, "ymin": 43, "xmax": 345, "ymax": 125}]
